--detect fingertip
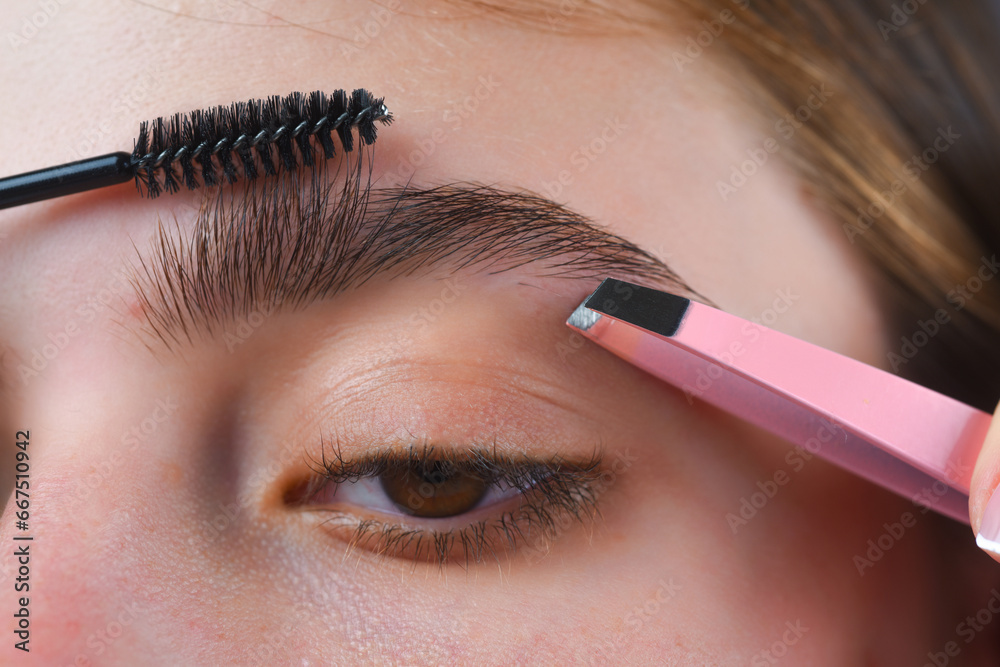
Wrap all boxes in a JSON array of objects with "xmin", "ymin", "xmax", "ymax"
[
  {"xmin": 976, "ymin": 490, "xmax": 1000, "ymax": 564},
  {"xmin": 970, "ymin": 398, "xmax": 1000, "ymax": 560}
]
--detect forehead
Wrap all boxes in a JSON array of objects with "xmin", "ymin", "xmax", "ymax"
[{"xmin": 0, "ymin": 2, "xmax": 709, "ymax": 168}]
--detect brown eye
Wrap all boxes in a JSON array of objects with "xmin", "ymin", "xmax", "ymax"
[{"xmin": 379, "ymin": 460, "xmax": 488, "ymax": 518}]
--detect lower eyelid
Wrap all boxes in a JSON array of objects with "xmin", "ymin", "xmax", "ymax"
[{"xmin": 301, "ymin": 491, "xmax": 601, "ymax": 566}]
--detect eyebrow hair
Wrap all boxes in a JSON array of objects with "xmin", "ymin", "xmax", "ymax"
[{"xmin": 128, "ymin": 155, "xmax": 701, "ymax": 350}]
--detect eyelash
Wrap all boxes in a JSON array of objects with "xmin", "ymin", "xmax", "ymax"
[{"xmin": 290, "ymin": 442, "xmax": 605, "ymax": 568}]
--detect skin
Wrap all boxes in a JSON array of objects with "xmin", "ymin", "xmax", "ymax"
[{"xmin": 1, "ymin": 1, "xmax": 998, "ymax": 664}]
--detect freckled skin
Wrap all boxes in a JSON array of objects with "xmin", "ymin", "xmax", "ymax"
[{"xmin": 0, "ymin": 1, "xmax": 986, "ymax": 664}]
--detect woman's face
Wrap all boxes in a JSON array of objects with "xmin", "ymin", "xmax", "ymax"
[{"xmin": 0, "ymin": 2, "xmax": 949, "ymax": 663}]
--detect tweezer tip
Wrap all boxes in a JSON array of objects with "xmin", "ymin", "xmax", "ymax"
[{"xmin": 567, "ymin": 301, "xmax": 601, "ymax": 331}]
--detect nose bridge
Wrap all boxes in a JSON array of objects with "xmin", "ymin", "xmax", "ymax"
[{"xmin": 37, "ymin": 388, "xmax": 185, "ymax": 519}]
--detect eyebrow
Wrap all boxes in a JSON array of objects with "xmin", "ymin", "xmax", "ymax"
[{"xmin": 128, "ymin": 157, "xmax": 701, "ymax": 349}]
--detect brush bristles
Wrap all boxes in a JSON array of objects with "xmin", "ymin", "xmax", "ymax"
[{"xmin": 131, "ymin": 89, "xmax": 392, "ymax": 198}]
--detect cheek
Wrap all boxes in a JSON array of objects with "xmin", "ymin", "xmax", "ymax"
[
  {"xmin": 2, "ymin": 472, "xmax": 149, "ymax": 663},
  {"xmin": 579, "ymin": 387, "xmax": 935, "ymax": 661}
]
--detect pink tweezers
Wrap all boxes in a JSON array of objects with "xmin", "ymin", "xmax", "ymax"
[{"xmin": 566, "ymin": 278, "xmax": 990, "ymax": 523}]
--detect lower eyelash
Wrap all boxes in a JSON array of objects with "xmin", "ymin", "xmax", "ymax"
[{"xmin": 314, "ymin": 482, "xmax": 602, "ymax": 569}]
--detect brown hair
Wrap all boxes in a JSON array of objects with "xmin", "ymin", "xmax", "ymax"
[{"xmin": 667, "ymin": 0, "xmax": 1000, "ymax": 409}]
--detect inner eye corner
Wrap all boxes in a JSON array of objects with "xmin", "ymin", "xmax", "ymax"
[{"xmin": 281, "ymin": 475, "xmax": 323, "ymax": 508}]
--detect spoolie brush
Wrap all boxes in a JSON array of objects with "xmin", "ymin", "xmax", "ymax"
[{"xmin": 0, "ymin": 89, "xmax": 392, "ymax": 211}]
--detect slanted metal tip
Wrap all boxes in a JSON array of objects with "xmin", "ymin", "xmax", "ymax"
[{"xmin": 567, "ymin": 301, "xmax": 601, "ymax": 331}]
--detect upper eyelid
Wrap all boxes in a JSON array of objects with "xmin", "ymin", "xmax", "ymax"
[
  {"xmin": 289, "ymin": 443, "xmax": 604, "ymax": 506},
  {"xmin": 124, "ymin": 155, "xmax": 698, "ymax": 351}
]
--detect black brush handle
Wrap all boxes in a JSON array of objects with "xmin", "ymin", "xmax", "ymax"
[{"xmin": 0, "ymin": 152, "xmax": 134, "ymax": 211}]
